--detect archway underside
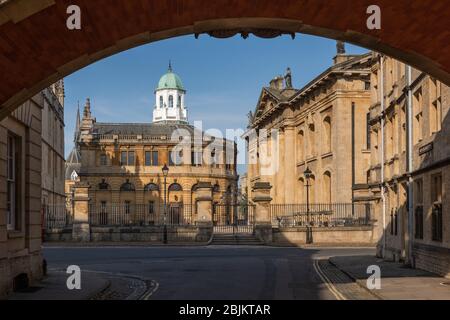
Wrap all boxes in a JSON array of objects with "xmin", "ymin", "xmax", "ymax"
[{"xmin": 0, "ymin": 0, "xmax": 449, "ymax": 120}]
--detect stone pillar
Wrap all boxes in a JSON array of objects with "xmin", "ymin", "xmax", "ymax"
[
  {"xmin": 72, "ymin": 182, "xmax": 91, "ymax": 242},
  {"xmin": 252, "ymin": 182, "xmax": 273, "ymax": 244},
  {"xmin": 194, "ymin": 182, "xmax": 213, "ymax": 242}
]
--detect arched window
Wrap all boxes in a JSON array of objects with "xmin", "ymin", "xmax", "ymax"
[
  {"xmin": 323, "ymin": 116, "xmax": 332, "ymax": 153},
  {"xmin": 168, "ymin": 183, "xmax": 183, "ymax": 192},
  {"xmin": 308, "ymin": 123, "xmax": 316, "ymax": 157},
  {"xmin": 159, "ymin": 96, "xmax": 163, "ymax": 108},
  {"xmin": 298, "ymin": 178, "xmax": 305, "ymax": 203},
  {"xmin": 297, "ymin": 129, "xmax": 305, "ymax": 162},
  {"xmin": 144, "ymin": 183, "xmax": 159, "ymax": 192},
  {"xmin": 169, "ymin": 95, "xmax": 174, "ymax": 108},
  {"xmin": 120, "ymin": 180, "xmax": 135, "ymax": 192},
  {"xmin": 309, "ymin": 174, "xmax": 316, "ymax": 204},
  {"xmin": 323, "ymin": 171, "xmax": 332, "ymax": 203},
  {"xmin": 178, "ymin": 95, "xmax": 182, "ymax": 108}
]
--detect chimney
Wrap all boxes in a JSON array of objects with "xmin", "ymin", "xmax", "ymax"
[{"xmin": 333, "ymin": 41, "xmax": 352, "ymax": 65}]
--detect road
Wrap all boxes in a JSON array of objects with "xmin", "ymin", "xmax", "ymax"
[{"xmin": 43, "ymin": 246, "xmax": 375, "ymax": 300}]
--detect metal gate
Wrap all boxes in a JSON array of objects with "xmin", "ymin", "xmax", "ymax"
[{"xmin": 213, "ymin": 203, "xmax": 255, "ymax": 234}]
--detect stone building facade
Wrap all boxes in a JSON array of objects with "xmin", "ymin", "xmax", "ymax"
[
  {"xmin": 0, "ymin": 83, "xmax": 65, "ymax": 298},
  {"xmin": 368, "ymin": 54, "xmax": 450, "ymax": 276},
  {"xmin": 42, "ymin": 81, "xmax": 66, "ymax": 209},
  {"xmin": 65, "ymin": 67, "xmax": 238, "ymax": 228},
  {"xmin": 245, "ymin": 44, "xmax": 374, "ymax": 208}
]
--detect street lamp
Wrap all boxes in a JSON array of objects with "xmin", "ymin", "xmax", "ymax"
[
  {"xmin": 162, "ymin": 164, "xmax": 169, "ymax": 244},
  {"xmin": 304, "ymin": 167, "xmax": 313, "ymax": 244}
]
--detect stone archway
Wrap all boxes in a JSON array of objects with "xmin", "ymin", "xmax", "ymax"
[{"xmin": 0, "ymin": 0, "xmax": 449, "ymax": 119}]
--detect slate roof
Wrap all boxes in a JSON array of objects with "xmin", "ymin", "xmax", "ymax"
[{"xmin": 92, "ymin": 122, "xmax": 198, "ymax": 136}]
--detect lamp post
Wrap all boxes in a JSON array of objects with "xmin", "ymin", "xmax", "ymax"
[
  {"xmin": 304, "ymin": 167, "xmax": 313, "ymax": 244},
  {"xmin": 162, "ymin": 164, "xmax": 169, "ymax": 244}
]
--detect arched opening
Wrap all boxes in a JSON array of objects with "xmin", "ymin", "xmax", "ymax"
[
  {"xmin": 309, "ymin": 174, "xmax": 316, "ymax": 204},
  {"xmin": 298, "ymin": 177, "xmax": 305, "ymax": 203},
  {"xmin": 323, "ymin": 116, "xmax": 332, "ymax": 154},
  {"xmin": 323, "ymin": 171, "xmax": 332, "ymax": 204},
  {"xmin": 168, "ymin": 182, "xmax": 183, "ymax": 224},
  {"xmin": 144, "ymin": 183, "xmax": 160, "ymax": 224},
  {"xmin": 308, "ymin": 123, "xmax": 316, "ymax": 158},
  {"xmin": 120, "ymin": 181, "xmax": 135, "ymax": 192},
  {"xmin": 2, "ymin": 1, "xmax": 450, "ymax": 298},
  {"xmin": 297, "ymin": 129, "xmax": 305, "ymax": 162},
  {"xmin": 0, "ymin": 2, "xmax": 449, "ymax": 119}
]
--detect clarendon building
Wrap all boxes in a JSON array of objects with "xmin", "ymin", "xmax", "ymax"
[
  {"xmin": 246, "ymin": 43, "xmax": 450, "ymax": 277},
  {"xmin": 245, "ymin": 44, "xmax": 374, "ymax": 208},
  {"xmin": 65, "ymin": 65, "xmax": 238, "ymax": 226}
]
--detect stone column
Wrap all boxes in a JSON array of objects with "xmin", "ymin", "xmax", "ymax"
[
  {"xmin": 252, "ymin": 182, "xmax": 273, "ymax": 244},
  {"xmin": 194, "ymin": 182, "xmax": 213, "ymax": 242},
  {"xmin": 72, "ymin": 182, "xmax": 91, "ymax": 242}
]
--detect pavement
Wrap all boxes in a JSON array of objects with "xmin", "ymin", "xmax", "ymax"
[
  {"xmin": 8, "ymin": 268, "xmax": 151, "ymax": 300},
  {"xmin": 328, "ymin": 255, "xmax": 450, "ymax": 300},
  {"xmin": 8, "ymin": 270, "xmax": 110, "ymax": 300}
]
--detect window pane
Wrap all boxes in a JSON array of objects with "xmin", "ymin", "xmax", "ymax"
[
  {"xmin": 128, "ymin": 152, "xmax": 135, "ymax": 165},
  {"xmin": 121, "ymin": 151, "xmax": 127, "ymax": 165},
  {"xmin": 145, "ymin": 151, "xmax": 151, "ymax": 166},
  {"xmin": 100, "ymin": 154, "xmax": 107, "ymax": 166},
  {"xmin": 152, "ymin": 151, "xmax": 159, "ymax": 166},
  {"xmin": 149, "ymin": 201, "xmax": 154, "ymax": 214}
]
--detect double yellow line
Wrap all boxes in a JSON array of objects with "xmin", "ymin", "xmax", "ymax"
[{"xmin": 313, "ymin": 260, "xmax": 347, "ymax": 301}]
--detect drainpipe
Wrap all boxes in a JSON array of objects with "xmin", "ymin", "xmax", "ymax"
[
  {"xmin": 380, "ymin": 55, "xmax": 386, "ymax": 258},
  {"xmin": 406, "ymin": 65, "xmax": 414, "ymax": 265}
]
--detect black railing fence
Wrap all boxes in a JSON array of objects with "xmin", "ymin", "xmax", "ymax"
[
  {"xmin": 88, "ymin": 203, "xmax": 195, "ymax": 227},
  {"xmin": 270, "ymin": 203, "xmax": 372, "ymax": 228},
  {"xmin": 43, "ymin": 204, "xmax": 73, "ymax": 229},
  {"xmin": 213, "ymin": 203, "xmax": 255, "ymax": 234}
]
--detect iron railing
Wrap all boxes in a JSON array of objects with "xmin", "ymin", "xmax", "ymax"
[
  {"xmin": 270, "ymin": 203, "xmax": 372, "ymax": 228},
  {"xmin": 43, "ymin": 205, "xmax": 73, "ymax": 230},
  {"xmin": 213, "ymin": 203, "xmax": 255, "ymax": 234},
  {"xmin": 88, "ymin": 203, "xmax": 195, "ymax": 227}
]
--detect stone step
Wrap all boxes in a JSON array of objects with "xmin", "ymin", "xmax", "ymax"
[{"xmin": 211, "ymin": 234, "xmax": 264, "ymax": 246}]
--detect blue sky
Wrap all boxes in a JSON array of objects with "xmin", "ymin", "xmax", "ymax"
[{"xmin": 64, "ymin": 34, "xmax": 368, "ymax": 174}]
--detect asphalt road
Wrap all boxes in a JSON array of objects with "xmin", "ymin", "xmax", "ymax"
[{"xmin": 43, "ymin": 246, "xmax": 375, "ymax": 300}]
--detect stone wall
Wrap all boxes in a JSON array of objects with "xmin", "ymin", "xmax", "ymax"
[
  {"xmin": 45, "ymin": 226, "xmax": 211, "ymax": 244},
  {"xmin": 0, "ymin": 95, "xmax": 44, "ymax": 299},
  {"xmin": 273, "ymin": 226, "xmax": 376, "ymax": 246},
  {"xmin": 413, "ymin": 244, "xmax": 450, "ymax": 278}
]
